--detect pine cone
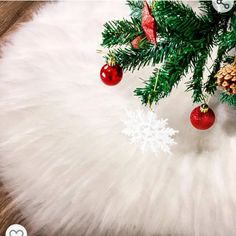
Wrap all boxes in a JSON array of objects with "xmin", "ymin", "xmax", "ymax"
[{"xmin": 215, "ymin": 61, "xmax": 236, "ymax": 95}]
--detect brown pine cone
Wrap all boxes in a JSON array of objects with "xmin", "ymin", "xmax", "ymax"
[{"xmin": 215, "ymin": 61, "xmax": 236, "ymax": 95}]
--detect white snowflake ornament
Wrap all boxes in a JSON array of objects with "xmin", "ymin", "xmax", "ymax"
[{"xmin": 122, "ymin": 109, "xmax": 178, "ymax": 154}]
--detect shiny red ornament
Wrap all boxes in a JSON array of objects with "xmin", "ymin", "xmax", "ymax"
[
  {"xmin": 100, "ymin": 64, "xmax": 123, "ymax": 86},
  {"xmin": 190, "ymin": 104, "xmax": 215, "ymax": 130},
  {"xmin": 142, "ymin": 0, "xmax": 157, "ymax": 45}
]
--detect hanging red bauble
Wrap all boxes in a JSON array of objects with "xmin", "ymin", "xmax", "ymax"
[
  {"xmin": 131, "ymin": 35, "xmax": 143, "ymax": 49},
  {"xmin": 100, "ymin": 60, "xmax": 123, "ymax": 86},
  {"xmin": 190, "ymin": 104, "xmax": 215, "ymax": 130},
  {"xmin": 142, "ymin": 0, "xmax": 157, "ymax": 45}
]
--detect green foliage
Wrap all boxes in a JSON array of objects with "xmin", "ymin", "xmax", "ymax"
[
  {"xmin": 219, "ymin": 14, "xmax": 236, "ymax": 51},
  {"xmin": 101, "ymin": 0, "xmax": 236, "ymax": 107},
  {"xmin": 186, "ymin": 49, "xmax": 209, "ymax": 103},
  {"xmin": 102, "ymin": 18, "xmax": 143, "ymax": 47},
  {"xmin": 126, "ymin": 0, "xmax": 143, "ymax": 19},
  {"xmin": 220, "ymin": 93, "xmax": 236, "ymax": 106},
  {"xmin": 204, "ymin": 47, "xmax": 225, "ymax": 95},
  {"xmin": 107, "ymin": 43, "xmax": 161, "ymax": 72},
  {"xmin": 152, "ymin": 1, "xmax": 206, "ymax": 41},
  {"xmin": 106, "ymin": 38, "xmax": 189, "ymax": 72},
  {"xmin": 135, "ymin": 43, "xmax": 196, "ymax": 105},
  {"xmin": 223, "ymin": 55, "xmax": 235, "ymax": 63}
]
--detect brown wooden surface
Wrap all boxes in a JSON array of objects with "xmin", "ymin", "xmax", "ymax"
[{"xmin": 0, "ymin": 2, "xmax": 46, "ymax": 235}]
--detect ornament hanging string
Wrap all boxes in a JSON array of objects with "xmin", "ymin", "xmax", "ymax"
[{"xmin": 148, "ymin": 69, "xmax": 160, "ymax": 109}]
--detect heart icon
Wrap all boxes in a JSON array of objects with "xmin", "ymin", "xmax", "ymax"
[
  {"xmin": 5, "ymin": 224, "xmax": 27, "ymax": 236},
  {"xmin": 9, "ymin": 230, "xmax": 24, "ymax": 236}
]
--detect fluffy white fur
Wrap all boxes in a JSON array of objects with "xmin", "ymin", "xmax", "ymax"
[{"xmin": 0, "ymin": 1, "xmax": 235, "ymax": 235}]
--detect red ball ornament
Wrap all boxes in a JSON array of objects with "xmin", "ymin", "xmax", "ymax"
[
  {"xmin": 100, "ymin": 63, "xmax": 123, "ymax": 86},
  {"xmin": 190, "ymin": 104, "xmax": 215, "ymax": 130}
]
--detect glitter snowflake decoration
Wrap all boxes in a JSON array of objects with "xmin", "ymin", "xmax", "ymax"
[{"xmin": 122, "ymin": 109, "xmax": 179, "ymax": 154}]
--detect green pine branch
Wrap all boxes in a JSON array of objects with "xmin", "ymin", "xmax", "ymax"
[
  {"xmin": 152, "ymin": 0, "xmax": 206, "ymax": 41},
  {"xmin": 199, "ymin": 0, "xmax": 221, "ymax": 23},
  {"xmin": 126, "ymin": 0, "xmax": 143, "ymax": 19},
  {"xmin": 106, "ymin": 38, "xmax": 186, "ymax": 72},
  {"xmin": 223, "ymin": 55, "xmax": 235, "ymax": 64},
  {"xmin": 100, "ymin": 0, "xmax": 236, "ymax": 107},
  {"xmin": 220, "ymin": 93, "xmax": 236, "ymax": 106},
  {"xmin": 204, "ymin": 15, "xmax": 232, "ymax": 95},
  {"xmin": 204, "ymin": 47, "xmax": 226, "ymax": 94},
  {"xmin": 102, "ymin": 18, "xmax": 143, "ymax": 47},
  {"xmin": 219, "ymin": 15, "xmax": 236, "ymax": 51},
  {"xmin": 107, "ymin": 44, "xmax": 160, "ymax": 72},
  {"xmin": 135, "ymin": 45, "xmax": 195, "ymax": 105},
  {"xmin": 186, "ymin": 48, "xmax": 210, "ymax": 103}
]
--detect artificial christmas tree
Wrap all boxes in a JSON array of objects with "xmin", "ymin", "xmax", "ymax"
[{"xmin": 100, "ymin": 0, "xmax": 236, "ymax": 116}]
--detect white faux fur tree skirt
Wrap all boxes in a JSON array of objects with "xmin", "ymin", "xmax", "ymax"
[{"xmin": 0, "ymin": 1, "xmax": 236, "ymax": 235}]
